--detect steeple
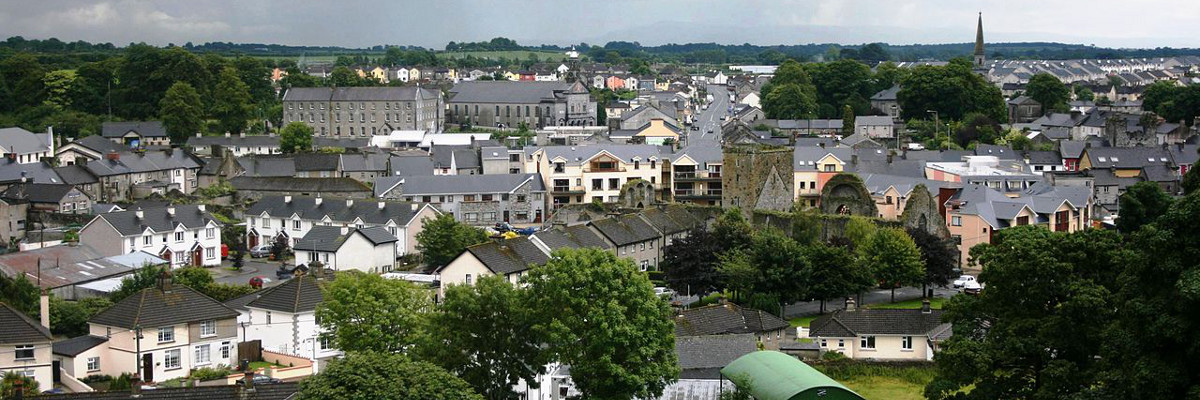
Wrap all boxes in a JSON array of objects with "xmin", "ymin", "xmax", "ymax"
[{"xmin": 974, "ymin": 12, "xmax": 985, "ymax": 68}]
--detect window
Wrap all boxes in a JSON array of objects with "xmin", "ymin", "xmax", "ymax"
[
  {"xmin": 820, "ymin": 339, "xmax": 827, "ymax": 347},
  {"xmin": 640, "ymin": 243, "xmax": 646, "ymax": 251},
  {"xmin": 465, "ymin": 274, "xmax": 473, "ymax": 285},
  {"xmin": 481, "ymin": 194, "xmax": 493, "ymax": 201},
  {"xmin": 902, "ymin": 336, "xmax": 913, "ymax": 350},
  {"xmin": 266, "ymin": 312, "xmax": 272, "ymax": 324},
  {"xmin": 143, "ymin": 236, "xmax": 151, "ymax": 246},
  {"xmin": 885, "ymin": 196, "xmax": 893, "ymax": 204},
  {"xmin": 464, "ymin": 195, "xmax": 475, "ymax": 202},
  {"xmin": 175, "ymin": 232, "xmax": 184, "ymax": 242},
  {"xmin": 158, "ymin": 326, "xmax": 174, "ymax": 343},
  {"xmin": 174, "ymin": 251, "xmax": 184, "ymax": 262},
  {"xmin": 319, "ymin": 336, "xmax": 332, "ymax": 350},
  {"xmin": 516, "ymin": 195, "xmax": 526, "ymax": 202},
  {"xmin": 951, "ymin": 216, "xmax": 962, "ymax": 226},
  {"xmin": 592, "ymin": 179, "xmax": 603, "ymax": 190},
  {"xmin": 837, "ymin": 339, "xmax": 845, "ymax": 348},
  {"xmin": 200, "ymin": 320, "xmax": 216, "ymax": 337},
  {"xmin": 164, "ymin": 349, "xmax": 181, "ymax": 370},
  {"xmin": 205, "ymin": 228, "xmax": 215, "ymax": 239},
  {"xmin": 221, "ymin": 341, "xmax": 231, "ymax": 359},
  {"xmin": 799, "ymin": 181, "xmax": 806, "ymax": 189},
  {"xmin": 608, "ymin": 178, "xmax": 619, "ymax": 190},
  {"xmin": 128, "ymin": 237, "xmax": 135, "ymax": 248},
  {"xmin": 861, "ymin": 336, "xmax": 876, "ymax": 349},
  {"xmin": 634, "ymin": 160, "xmax": 640, "ymax": 169},
  {"xmin": 482, "ymin": 212, "xmax": 496, "ymax": 221},
  {"xmin": 194, "ymin": 344, "xmax": 211, "ymax": 365},
  {"xmin": 262, "ymin": 218, "xmax": 270, "ymax": 228},
  {"xmin": 465, "ymin": 213, "xmax": 478, "ymax": 222},
  {"xmin": 14, "ymin": 345, "xmax": 34, "ymax": 360},
  {"xmin": 422, "ymin": 196, "xmax": 432, "ymax": 203},
  {"xmin": 292, "ymin": 220, "xmax": 301, "ymax": 231},
  {"xmin": 86, "ymin": 357, "xmax": 100, "ymax": 372}
]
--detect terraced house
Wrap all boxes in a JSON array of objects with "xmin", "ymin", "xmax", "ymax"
[
  {"xmin": 374, "ymin": 173, "xmax": 547, "ymax": 226},
  {"xmin": 244, "ymin": 195, "xmax": 439, "ymax": 256},
  {"xmin": 79, "ymin": 205, "xmax": 223, "ymax": 267},
  {"xmin": 282, "ymin": 87, "xmax": 443, "ymax": 137},
  {"xmin": 79, "ymin": 149, "xmax": 203, "ymax": 202}
]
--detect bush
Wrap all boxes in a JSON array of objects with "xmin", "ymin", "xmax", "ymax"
[
  {"xmin": 109, "ymin": 373, "xmax": 133, "ymax": 390},
  {"xmin": 820, "ymin": 350, "xmax": 848, "ymax": 362},
  {"xmin": 79, "ymin": 374, "xmax": 113, "ymax": 384},
  {"xmin": 191, "ymin": 366, "xmax": 233, "ymax": 381}
]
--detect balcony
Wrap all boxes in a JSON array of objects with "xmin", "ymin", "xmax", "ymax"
[
  {"xmin": 674, "ymin": 189, "xmax": 722, "ymax": 199},
  {"xmin": 583, "ymin": 166, "xmax": 626, "ymax": 173},
  {"xmin": 673, "ymin": 172, "xmax": 722, "ymax": 182},
  {"xmin": 551, "ymin": 186, "xmax": 585, "ymax": 194}
]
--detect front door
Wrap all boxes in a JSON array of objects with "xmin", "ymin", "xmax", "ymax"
[
  {"xmin": 160, "ymin": 248, "xmax": 171, "ymax": 264},
  {"xmin": 249, "ymin": 233, "xmax": 258, "ymax": 249},
  {"xmin": 142, "ymin": 353, "xmax": 154, "ymax": 382},
  {"xmin": 503, "ymin": 211, "xmax": 510, "ymax": 222},
  {"xmin": 193, "ymin": 248, "xmax": 203, "ymax": 266}
]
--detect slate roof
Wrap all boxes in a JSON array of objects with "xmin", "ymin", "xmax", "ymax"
[
  {"xmin": 1059, "ymin": 141, "xmax": 1087, "ymax": 159},
  {"xmin": 245, "ymin": 275, "xmax": 324, "ymax": 314},
  {"xmin": 283, "ymin": 86, "xmax": 438, "ymax": 102},
  {"xmin": 810, "ymin": 309, "xmax": 948, "ymax": 337},
  {"xmin": 859, "ymin": 174, "xmax": 946, "ymax": 197},
  {"xmin": 312, "ymin": 137, "xmax": 370, "ymax": 149},
  {"xmin": 388, "ymin": 154, "xmax": 435, "ymax": 176},
  {"xmin": 293, "ymin": 153, "xmax": 340, "ymax": 171},
  {"xmin": 389, "ymin": 173, "xmax": 544, "ymax": 196},
  {"xmin": 237, "ymin": 156, "xmax": 297, "ymax": 177},
  {"xmin": 0, "ymin": 302, "xmax": 51, "ymax": 344},
  {"xmin": 1170, "ymin": 144, "xmax": 1200, "ymax": 166},
  {"xmin": 101, "ymin": 121, "xmax": 167, "ymax": 138},
  {"xmin": 228, "ymin": 177, "xmax": 371, "ymax": 194},
  {"xmin": 221, "ymin": 289, "xmax": 263, "ymax": 312},
  {"xmin": 188, "ymin": 135, "xmax": 281, "ymax": 148},
  {"xmin": 53, "ymin": 335, "xmax": 108, "ymax": 357},
  {"xmin": 1024, "ymin": 150, "xmax": 1062, "ymax": 166},
  {"xmin": 793, "ymin": 146, "xmax": 852, "ymax": 172},
  {"xmin": 90, "ymin": 285, "xmax": 238, "ymax": 329},
  {"xmin": 1084, "ymin": 146, "xmax": 1172, "ymax": 169},
  {"xmin": 89, "ymin": 204, "xmax": 218, "ymax": 236},
  {"xmin": 638, "ymin": 208, "xmax": 689, "ymax": 235},
  {"xmin": 674, "ymin": 303, "xmax": 790, "ymax": 337},
  {"xmin": 38, "ymin": 382, "xmax": 300, "ymax": 400},
  {"xmin": 54, "ymin": 164, "xmax": 98, "ymax": 185},
  {"xmin": 0, "ymin": 127, "xmax": 53, "ymax": 154},
  {"xmin": 535, "ymin": 144, "xmax": 665, "ymax": 166},
  {"xmin": 245, "ymin": 195, "xmax": 424, "ymax": 226},
  {"xmin": 870, "ymin": 84, "xmax": 900, "ymax": 101},
  {"xmin": 339, "ymin": 152, "xmax": 389, "ymax": 172},
  {"xmin": 974, "ymin": 144, "xmax": 1018, "ymax": 160},
  {"xmin": 0, "ymin": 183, "xmax": 82, "ymax": 204},
  {"xmin": 457, "ymin": 236, "xmax": 548, "ymax": 275},
  {"xmin": 84, "ymin": 150, "xmax": 202, "ymax": 177},
  {"xmin": 676, "ymin": 333, "xmax": 758, "ymax": 379},
  {"xmin": 589, "ymin": 214, "xmax": 661, "ymax": 246},
  {"xmin": 448, "ymin": 81, "xmax": 574, "ymax": 104},
  {"xmin": 65, "ymin": 135, "xmax": 124, "ymax": 155},
  {"xmin": 0, "ymin": 160, "xmax": 65, "ymax": 185}
]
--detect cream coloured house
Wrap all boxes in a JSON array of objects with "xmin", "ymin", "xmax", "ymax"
[
  {"xmin": 808, "ymin": 301, "xmax": 951, "ymax": 361},
  {"xmin": 0, "ymin": 302, "xmax": 53, "ymax": 390},
  {"xmin": 525, "ymin": 144, "xmax": 665, "ymax": 208},
  {"xmin": 792, "ymin": 146, "xmax": 852, "ymax": 209},
  {"xmin": 435, "ymin": 236, "xmax": 548, "ymax": 298}
]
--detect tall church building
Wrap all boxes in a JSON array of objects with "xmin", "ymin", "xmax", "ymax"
[{"xmin": 974, "ymin": 12, "xmax": 986, "ymax": 69}]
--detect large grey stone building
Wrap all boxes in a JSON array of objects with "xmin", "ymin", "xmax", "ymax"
[
  {"xmin": 446, "ymin": 81, "xmax": 596, "ymax": 129},
  {"xmin": 282, "ymin": 87, "xmax": 442, "ymax": 137}
]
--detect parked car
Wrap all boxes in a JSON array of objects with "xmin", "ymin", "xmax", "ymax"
[
  {"xmin": 962, "ymin": 280, "xmax": 983, "ymax": 295},
  {"xmin": 236, "ymin": 375, "xmax": 283, "ymax": 385},
  {"xmin": 654, "ymin": 287, "xmax": 676, "ymax": 298},
  {"xmin": 952, "ymin": 275, "xmax": 976, "ymax": 288},
  {"xmin": 249, "ymin": 244, "xmax": 272, "ymax": 258}
]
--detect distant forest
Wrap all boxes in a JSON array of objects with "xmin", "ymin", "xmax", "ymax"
[{"xmin": 4, "ymin": 35, "xmax": 1200, "ymax": 69}]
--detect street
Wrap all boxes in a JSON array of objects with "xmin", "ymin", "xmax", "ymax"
[
  {"xmin": 783, "ymin": 286, "xmax": 957, "ymax": 318},
  {"xmin": 682, "ymin": 84, "xmax": 731, "ymax": 148},
  {"xmin": 210, "ymin": 258, "xmax": 288, "ymax": 287}
]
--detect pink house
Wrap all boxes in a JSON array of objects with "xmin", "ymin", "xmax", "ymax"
[{"xmin": 605, "ymin": 75, "xmax": 626, "ymax": 90}]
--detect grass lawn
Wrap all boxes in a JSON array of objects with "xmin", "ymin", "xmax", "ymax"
[
  {"xmin": 790, "ymin": 315, "xmax": 819, "ymax": 328},
  {"xmin": 247, "ymin": 361, "xmax": 281, "ymax": 370},
  {"xmin": 866, "ymin": 297, "xmax": 947, "ymax": 310},
  {"xmin": 839, "ymin": 376, "xmax": 927, "ymax": 400}
]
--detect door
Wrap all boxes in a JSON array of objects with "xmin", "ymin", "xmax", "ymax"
[
  {"xmin": 142, "ymin": 353, "xmax": 154, "ymax": 382},
  {"xmin": 503, "ymin": 211, "xmax": 510, "ymax": 222},
  {"xmin": 249, "ymin": 233, "xmax": 258, "ymax": 249},
  {"xmin": 52, "ymin": 360, "xmax": 61, "ymax": 383},
  {"xmin": 193, "ymin": 248, "xmax": 203, "ymax": 266}
]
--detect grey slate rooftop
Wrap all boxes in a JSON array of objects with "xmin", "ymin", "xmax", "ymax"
[
  {"xmin": 101, "ymin": 121, "xmax": 167, "ymax": 138},
  {"xmin": 0, "ymin": 302, "xmax": 51, "ymax": 344},
  {"xmin": 674, "ymin": 303, "xmax": 790, "ymax": 337},
  {"xmin": 245, "ymin": 274, "xmax": 324, "ymax": 314},
  {"xmin": 245, "ymin": 195, "xmax": 425, "ymax": 226},
  {"xmin": 53, "ymin": 335, "xmax": 108, "ymax": 357},
  {"xmin": 675, "ymin": 333, "xmax": 758, "ymax": 379},
  {"xmin": 385, "ymin": 173, "xmax": 544, "ymax": 196},
  {"xmin": 810, "ymin": 308, "xmax": 948, "ymax": 338},
  {"xmin": 452, "ymin": 236, "xmax": 548, "ymax": 275},
  {"xmin": 89, "ymin": 284, "xmax": 239, "ymax": 330},
  {"xmin": 294, "ymin": 226, "xmax": 397, "ymax": 253},
  {"xmin": 88, "ymin": 204, "xmax": 218, "ymax": 236}
]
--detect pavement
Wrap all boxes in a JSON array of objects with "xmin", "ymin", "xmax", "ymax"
[
  {"xmin": 681, "ymin": 84, "xmax": 731, "ymax": 148},
  {"xmin": 210, "ymin": 258, "xmax": 289, "ymax": 287},
  {"xmin": 782, "ymin": 286, "xmax": 958, "ymax": 318}
]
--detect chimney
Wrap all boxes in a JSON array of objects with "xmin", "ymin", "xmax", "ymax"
[
  {"xmin": 378, "ymin": 201, "xmax": 386, "ymax": 210},
  {"xmin": 106, "ymin": 151, "xmax": 120, "ymax": 162},
  {"xmin": 239, "ymin": 132, "xmax": 246, "ymax": 138},
  {"xmin": 921, "ymin": 299, "xmax": 932, "ymax": 314},
  {"xmin": 167, "ymin": 206, "xmax": 176, "ymax": 217},
  {"xmin": 346, "ymin": 199, "xmax": 354, "ymax": 207},
  {"xmin": 717, "ymin": 296, "xmax": 729, "ymax": 306},
  {"xmin": 284, "ymin": 195, "xmax": 292, "ymax": 204},
  {"xmin": 135, "ymin": 207, "xmax": 144, "ymax": 220},
  {"xmin": 225, "ymin": 132, "xmax": 231, "ymax": 138},
  {"xmin": 197, "ymin": 204, "xmax": 206, "ymax": 212},
  {"xmin": 340, "ymin": 226, "xmax": 350, "ymax": 235},
  {"xmin": 845, "ymin": 297, "xmax": 856, "ymax": 312},
  {"xmin": 158, "ymin": 270, "xmax": 173, "ymax": 292},
  {"xmin": 410, "ymin": 203, "xmax": 418, "ymax": 211},
  {"xmin": 315, "ymin": 196, "xmax": 323, "ymax": 206},
  {"xmin": 196, "ymin": 132, "xmax": 202, "ymax": 138},
  {"xmin": 39, "ymin": 291, "xmax": 49, "ymax": 330},
  {"xmin": 242, "ymin": 371, "xmax": 256, "ymax": 392}
]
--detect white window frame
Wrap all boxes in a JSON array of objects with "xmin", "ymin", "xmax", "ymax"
[
  {"xmin": 860, "ymin": 335, "xmax": 876, "ymax": 349},
  {"xmin": 902, "ymin": 335, "xmax": 913, "ymax": 350},
  {"xmin": 157, "ymin": 326, "xmax": 174, "ymax": 343},
  {"xmin": 205, "ymin": 228, "xmax": 215, "ymax": 239},
  {"xmin": 164, "ymin": 349, "xmax": 181, "ymax": 370},
  {"xmin": 200, "ymin": 320, "xmax": 216, "ymax": 337},
  {"xmin": 220, "ymin": 341, "xmax": 231, "ymax": 359},
  {"xmin": 206, "ymin": 247, "xmax": 216, "ymax": 260},
  {"xmin": 86, "ymin": 356, "xmax": 100, "ymax": 372},
  {"xmin": 175, "ymin": 231, "xmax": 184, "ymax": 242},
  {"xmin": 14, "ymin": 344, "xmax": 34, "ymax": 360},
  {"xmin": 194, "ymin": 344, "xmax": 211, "ymax": 366}
]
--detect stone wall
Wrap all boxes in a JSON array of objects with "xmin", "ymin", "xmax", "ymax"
[
  {"xmin": 721, "ymin": 146, "xmax": 794, "ymax": 214},
  {"xmin": 751, "ymin": 210, "xmax": 901, "ymax": 242},
  {"xmin": 819, "ymin": 173, "xmax": 879, "ymax": 217},
  {"xmin": 900, "ymin": 184, "xmax": 951, "ymax": 238}
]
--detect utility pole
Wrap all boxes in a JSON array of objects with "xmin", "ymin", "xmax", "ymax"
[
  {"xmin": 134, "ymin": 326, "xmax": 144, "ymax": 378},
  {"xmin": 927, "ymin": 110, "xmax": 940, "ymax": 148}
]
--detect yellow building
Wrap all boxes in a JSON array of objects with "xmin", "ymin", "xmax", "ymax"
[{"xmin": 632, "ymin": 119, "xmax": 681, "ymax": 146}]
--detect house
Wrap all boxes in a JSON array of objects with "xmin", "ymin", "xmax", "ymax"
[
  {"xmin": 55, "ymin": 136, "xmax": 124, "ymax": 167},
  {"xmin": 228, "ymin": 177, "xmax": 373, "ymax": 201},
  {"xmin": 244, "ymin": 195, "xmax": 438, "ymax": 256},
  {"xmin": 0, "ymin": 249, "xmax": 167, "ymax": 300},
  {"xmin": 81, "ymin": 281, "xmax": 239, "ymax": 382},
  {"xmin": 944, "ymin": 182, "xmax": 1091, "ymax": 266},
  {"xmin": 528, "ymin": 224, "xmax": 614, "ymax": 255},
  {"xmin": 525, "ymin": 144, "xmax": 665, "ymax": 208},
  {"xmin": 0, "ymin": 183, "xmax": 91, "ymax": 214},
  {"xmin": 0, "ymin": 127, "xmax": 54, "ymax": 164},
  {"xmin": 81, "ymin": 149, "xmax": 203, "ymax": 203},
  {"xmin": 1025, "ymin": 151, "xmax": 1066, "ymax": 173},
  {"xmin": 808, "ymin": 300, "xmax": 951, "ymax": 361},
  {"xmin": 101, "ymin": 121, "xmax": 171, "ymax": 147},
  {"xmin": 673, "ymin": 302, "xmax": 791, "ymax": 350},
  {"xmin": 376, "ymin": 173, "xmax": 547, "ymax": 226},
  {"xmin": 436, "ymin": 236, "xmax": 549, "ymax": 297},
  {"xmin": 619, "ymin": 103, "xmax": 679, "ymax": 130},
  {"xmin": 188, "ymin": 134, "xmax": 281, "ymax": 157},
  {"xmin": 925, "ymin": 156, "xmax": 1042, "ymax": 193},
  {"xmin": 674, "ymin": 334, "xmax": 758, "ymax": 380},
  {"xmin": 859, "ymin": 174, "xmax": 947, "ymax": 220},
  {"xmin": 282, "ymin": 87, "xmax": 442, "ymax": 136},
  {"xmin": 870, "ymin": 85, "xmax": 901, "ymax": 119},
  {"xmin": 293, "ymin": 226, "xmax": 398, "ymax": 273},
  {"xmin": 79, "ymin": 205, "xmax": 223, "ymax": 267},
  {"xmin": 446, "ymin": 81, "xmax": 597, "ymax": 129},
  {"xmin": 229, "ymin": 274, "xmax": 339, "ymax": 373},
  {"xmin": 293, "ymin": 153, "xmax": 342, "ymax": 178},
  {"xmin": 670, "ymin": 146, "xmax": 724, "ymax": 206},
  {"xmin": 793, "ymin": 146, "xmax": 853, "ymax": 209},
  {"xmin": 854, "ymin": 116, "xmax": 895, "ymax": 139},
  {"xmin": 430, "ymin": 145, "xmax": 481, "ymax": 175},
  {"xmin": 587, "ymin": 214, "xmax": 663, "ymax": 271},
  {"xmin": 339, "ymin": 152, "xmax": 390, "ymax": 182},
  {"xmin": 37, "ymin": 382, "xmax": 299, "ymax": 399},
  {"xmin": 631, "ymin": 119, "xmax": 682, "ymax": 146},
  {"xmin": 0, "ymin": 301, "xmax": 53, "ymax": 389},
  {"xmin": 1007, "ymin": 96, "xmax": 1043, "ymax": 123}
]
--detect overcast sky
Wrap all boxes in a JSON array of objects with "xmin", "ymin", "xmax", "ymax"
[{"xmin": 2, "ymin": 1, "xmax": 1197, "ymax": 50}]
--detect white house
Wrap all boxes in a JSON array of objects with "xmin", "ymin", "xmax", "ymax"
[
  {"xmin": 244, "ymin": 195, "xmax": 439, "ymax": 256},
  {"xmin": 293, "ymin": 226, "xmax": 398, "ymax": 273},
  {"xmin": 79, "ymin": 205, "xmax": 223, "ymax": 267},
  {"xmin": 72, "ymin": 281, "xmax": 239, "ymax": 383},
  {"xmin": 808, "ymin": 301, "xmax": 951, "ymax": 361},
  {"xmin": 0, "ymin": 126, "xmax": 54, "ymax": 164},
  {"xmin": 0, "ymin": 302, "xmax": 53, "ymax": 390},
  {"xmin": 226, "ymin": 274, "xmax": 339, "ymax": 373}
]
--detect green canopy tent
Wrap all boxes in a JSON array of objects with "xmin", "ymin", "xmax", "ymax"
[{"xmin": 720, "ymin": 351, "xmax": 866, "ymax": 400}]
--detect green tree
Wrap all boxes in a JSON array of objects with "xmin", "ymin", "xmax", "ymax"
[
  {"xmin": 41, "ymin": 69, "xmax": 76, "ymax": 110},
  {"xmin": 211, "ymin": 66, "xmax": 253, "ymax": 135},
  {"xmin": 420, "ymin": 276, "xmax": 540, "ymax": 399},
  {"xmin": 761, "ymin": 60, "xmax": 819, "ymax": 119},
  {"xmin": 805, "ymin": 242, "xmax": 868, "ymax": 313},
  {"xmin": 859, "ymin": 228, "xmax": 923, "ymax": 302},
  {"xmin": 1074, "ymin": 85, "xmax": 1095, "ymax": 102},
  {"xmin": 524, "ymin": 248, "xmax": 679, "ymax": 399},
  {"xmin": 841, "ymin": 104, "xmax": 855, "ymax": 136},
  {"xmin": 0, "ymin": 53, "xmax": 47, "ymax": 111},
  {"xmin": 871, "ymin": 61, "xmax": 908, "ymax": 94},
  {"xmin": 415, "ymin": 214, "xmax": 489, "ymax": 268},
  {"xmin": 809, "ymin": 59, "xmax": 873, "ymax": 116},
  {"xmin": 926, "ymin": 227, "xmax": 1122, "ymax": 400},
  {"xmin": 298, "ymin": 352, "xmax": 483, "ymax": 400},
  {"xmin": 906, "ymin": 228, "xmax": 959, "ymax": 292},
  {"xmin": 279, "ymin": 121, "xmax": 314, "ymax": 153},
  {"xmin": 1025, "ymin": 73, "xmax": 1070, "ymax": 113},
  {"xmin": 842, "ymin": 216, "xmax": 877, "ymax": 249},
  {"xmin": 1116, "ymin": 181, "xmax": 1174, "ymax": 233},
  {"xmin": 1, "ymin": 371, "xmax": 38, "ymax": 399},
  {"xmin": 49, "ymin": 296, "xmax": 113, "ymax": 337},
  {"xmin": 1183, "ymin": 164, "xmax": 1200, "ymax": 195},
  {"xmin": 330, "ymin": 66, "xmax": 365, "ymax": 87},
  {"xmin": 109, "ymin": 265, "xmax": 166, "ymax": 302},
  {"xmin": 0, "ymin": 273, "xmax": 40, "ymax": 315},
  {"xmin": 661, "ymin": 229, "xmax": 723, "ymax": 295},
  {"xmin": 898, "ymin": 58, "xmax": 1006, "ymax": 122},
  {"xmin": 160, "ymin": 81, "xmax": 204, "ymax": 144},
  {"xmin": 316, "ymin": 272, "xmax": 431, "ymax": 353}
]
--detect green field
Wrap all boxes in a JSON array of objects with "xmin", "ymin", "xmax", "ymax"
[
  {"xmin": 865, "ymin": 297, "xmax": 947, "ymax": 310},
  {"xmin": 817, "ymin": 362, "xmax": 937, "ymax": 400},
  {"xmin": 439, "ymin": 50, "xmax": 567, "ymax": 62},
  {"xmin": 840, "ymin": 376, "xmax": 927, "ymax": 400}
]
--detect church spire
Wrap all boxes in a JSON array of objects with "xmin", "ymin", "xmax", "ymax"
[{"xmin": 973, "ymin": 12, "xmax": 985, "ymax": 68}]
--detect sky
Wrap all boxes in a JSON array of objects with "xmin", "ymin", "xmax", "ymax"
[{"xmin": 2, "ymin": 0, "xmax": 1198, "ymax": 50}]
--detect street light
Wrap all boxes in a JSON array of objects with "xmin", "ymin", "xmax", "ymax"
[{"xmin": 926, "ymin": 110, "xmax": 940, "ymax": 148}]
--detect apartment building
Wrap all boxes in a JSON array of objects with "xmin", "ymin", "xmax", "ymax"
[
  {"xmin": 244, "ymin": 195, "xmax": 439, "ymax": 256},
  {"xmin": 524, "ymin": 144, "xmax": 666, "ymax": 208}
]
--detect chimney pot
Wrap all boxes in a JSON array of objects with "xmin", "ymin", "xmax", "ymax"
[
  {"xmin": 845, "ymin": 298, "xmax": 857, "ymax": 312},
  {"xmin": 135, "ymin": 207, "xmax": 144, "ymax": 220},
  {"xmin": 167, "ymin": 206, "xmax": 176, "ymax": 217},
  {"xmin": 284, "ymin": 195, "xmax": 292, "ymax": 204},
  {"xmin": 197, "ymin": 204, "xmax": 206, "ymax": 212},
  {"xmin": 39, "ymin": 292, "xmax": 49, "ymax": 330},
  {"xmin": 410, "ymin": 203, "xmax": 418, "ymax": 211},
  {"xmin": 921, "ymin": 299, "xmax": 932, "ymax": 314},
  {"xmin": 224, "ymin": 132, "xmax": 231, "ymax": 138},
  {"xmin": 346, "ymin": 199, "xmax": 354, "ymax": 207},
  {"xmin": 340, "ymin": 226, "xmax": 350, "ymax": 235},
  {"xmin": 378, "ymin": 201, "xmax": 385, "ymax": 210},
  {"xmin": 239, "ymin": 132, "xmax": 246, "ymax": 138},
  {"xmin": 315, "ymin": 197, "xmax": 323, "ymax": 206}
]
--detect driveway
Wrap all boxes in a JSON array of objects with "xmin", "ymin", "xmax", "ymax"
[
  {"xmin": 783, "ymin": 286, "xmax": 958, "ymax": 318},
  {"xmin": 210, "ymin": 258, "xmax": 288, "ymax": 287}
]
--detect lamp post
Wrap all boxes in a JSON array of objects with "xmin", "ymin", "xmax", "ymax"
[{"xmin": 926, "ymin": 110, "xmax": 940, "ymax": 148}]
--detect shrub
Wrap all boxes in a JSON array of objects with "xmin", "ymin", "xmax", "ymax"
[
  {"xmin": 79, "ymin": 374, "xmax": 113, "ymax": 384},
  {"xmin": 191, "ymin": 366, "xmax": 233, "ymax": 381},
  {"xmin": 109, "ymin": 373, "xmax": 133, "ymax": 390},
  {"xmin": 820, "ymin": 350, "xmax": 848, "ymax": 362}
]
